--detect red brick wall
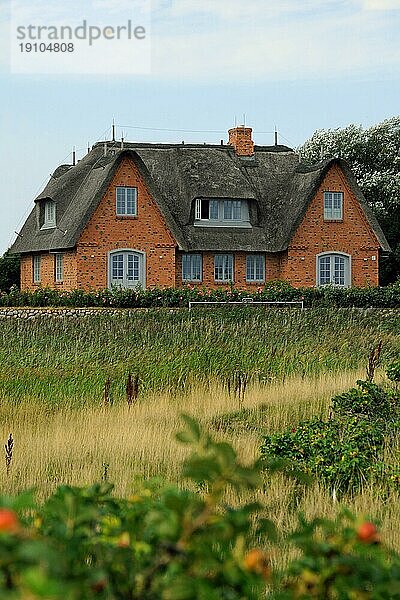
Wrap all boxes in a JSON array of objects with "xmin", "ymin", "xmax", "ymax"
[
  {"xmin": 20, "ymin": 251, "xmax": 77, "ymax": 291},
  {"xmin": 76, "ymin": 156, "xmax": 176, "ymax": 290},
  {"xmin": 175, "ymin": 251, "xmax": 281, "ymax": 290},
  {"xmin": 282, "ymin": 164, "xmax": 380, "ymax": 287},
  {"xmin": 19, "ymin": 161, "xmax": 380, "ymax": 292}
]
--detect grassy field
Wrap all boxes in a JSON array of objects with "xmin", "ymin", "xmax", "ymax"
[
  {"xmin": 0, "ymin": 308, "xmax": 399, "ymax": 404},
  {"xmin": 0, "ymin": 308, "xmax": 399, "ymax": 567}
]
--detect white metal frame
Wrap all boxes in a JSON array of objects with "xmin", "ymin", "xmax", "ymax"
[
  {"xmin": 188, "ymin": 300, "xmax": 304, "ymax": 310},
  {"xmin": 182, "ymin": 253, "xmax": 202, "ymax": 283},
  {"xmin": 324, "ymin": 191, "xmax": 343, "ymax": 221},
  {"xmin": 194, "ymin": 198, "xmax": 251, "ymax": 228}
]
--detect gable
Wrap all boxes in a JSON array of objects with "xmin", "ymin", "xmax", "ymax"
[
  {"xmin": 290, "ymin": 162, "xmax": 382, "ymax": 251},
  {"xmin": 78, "ymin": 156, "xmax": 176, "ymax": 248}
]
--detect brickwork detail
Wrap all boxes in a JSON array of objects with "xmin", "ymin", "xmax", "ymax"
[
  {"xmin": 18, "ymin": 162, "xmax": 381, "ymax": 291},
  {"xmin": 282, "ymin": 164, "xmax": 380, "ymax": 287},
  {"xmin": 228, "ymin": 127, "xmax": 254, "ymax": 156},
  {"xmin": 20, "ymin": 251, "xmax": 77, "ymax": 291},
  {"xmin": 76, "ymin": 156, "xmax": 176, "ymax": 290},
  {"xmin": 175, "ymin": 252, "xmax": 283, "ymax": 290}
]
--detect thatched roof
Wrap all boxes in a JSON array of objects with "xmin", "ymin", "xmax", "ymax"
[{"xmin": 10, "ymin": 141, "xmax": 390, "ymax": 254}]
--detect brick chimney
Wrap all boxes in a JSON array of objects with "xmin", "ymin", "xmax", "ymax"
[{"xmin": 228, "ymin": 126, "xmax": 254, "ymax": 156}]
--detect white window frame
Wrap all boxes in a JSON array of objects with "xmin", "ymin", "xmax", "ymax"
[
  {"xmin": 316, "ymin": 252, "xmax": 351, "ymax": 287},
  {"xmin": 41, "ymin": 200, "xmax": 56, "ymax": 229},
  {"xmin": 182, "ymin": 254, "xmax": 202, "ymax": 282},
  {"xmin": 324, "ymin": 192, "xmax": 343, "ymax": 221},
  {"xmin": 214, "ymin": 254, "xmax": 234, "ymax": 282},
  {"xmin": 194, "ymin": 199, "xmax": 251, "ymax": 228},
  {"xmin": 108, "ymin": 249, "xmax": 145, "ymax": 289},
  {"xmin": 55, "ymin": 253, "xmax": 63, "ymax": 283},
  {"xmin": 116, "ymin": 187, "xmax": 138, "ymax": 216},
  {"xmin": 33, "ymin": 255, "xmax": 41, "ymax": 283},
  {"xmin": 246, "ymin": 254, "xmax": 265, "ymax": 282}
]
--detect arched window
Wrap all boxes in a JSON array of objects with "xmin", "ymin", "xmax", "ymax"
[
  {"xmin": 108, "ymin": 250, "xmax": 145, "ymax": 289},
  {"xmin": 317, "ymin": 252, "xmax": 351, "ymax": 287}
]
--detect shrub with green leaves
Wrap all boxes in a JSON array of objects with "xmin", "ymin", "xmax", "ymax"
[
  {"xmin": 0, "ymin": 416, "xmax": 274, "ymax": 599},
  {"xmin": 271, "ymin": 511, "xmax": 400, "ymax": 599},
  {"xmin": 261, "ymin": 378, "xmax": 400, "ymax": 494},
  {"xmin": 332, "ymin": 380, "xmax": 400, "ymax": 425},
  {"xmin": 0, "ymin": 279, "xmax": 400, "ymax": 308},
  {"xmin": 261, "ymin": 416, "xmax": 386, "ymax": 494},
  {"xmin": 387, "ymin": 359, "xmax": 400, "ymax": 383},
  {"xmin": 0, "ymin": 417, "xmax": 399, "ymax": 598}
]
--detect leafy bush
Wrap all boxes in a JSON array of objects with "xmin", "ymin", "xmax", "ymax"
[
  {"xmin": 261, "ymin": 378, "xmax": 400, "ymax": 495},
  {"xmin": 261, "ymin": 416, "xmax": 386, "ymax": 494},
  {"xmin": 0, "ymin": 417, "xmax": 399, "ymax": 598},
  {"xmin": 387, "ymin": 359, "xmax": 400, "ymax": 383},
  {"xmin": 332, "ymin": 380, "xmax": 400, "ymax": 425},
  {"xmin": 0, "ymin": 251, "xmax": 20, "ymax": 291},
  {"xmin": 0, "ymin": 416, "xmax": 274, "ymax": 599},
  {"xmin": 271, "ymin": 511, "xmax": 400, "ymax": 599},
  {"xmin": 0, "ymin": 280, "xmax": 400, "ymax": 308}
]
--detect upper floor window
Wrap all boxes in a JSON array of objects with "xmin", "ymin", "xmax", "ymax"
[
  {"xmin": 246, "ymin": 254, "xmax": 265, "ymax": 282},
  {"xmin": 182, "ymin": 254, "xmax": 202, "ymax": 282},
  {"xmin": 41, "ymin": 201, "xmax": 56, "ymax": 229},
  {"xmin": 324, "ymin": 192, "xmax": 343, "ymax": 220},
  {"xmin": 194, "ymin": 198, "xmax": 250, "ymax": 227},
  {"xmin": 33, "ymin": 255, "xmax": 41, "ymax": 283},
  {"xmin": 116, "ymin": 187, "xmax": 137, "ymax": 216},
  {"xmin": 214, "ymin": 254, "xmax": 233, "ymax": 282}
]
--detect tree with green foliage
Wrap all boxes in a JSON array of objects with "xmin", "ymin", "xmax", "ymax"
[
  {"xmin": 0, "ymin": 249, "xmax": 20, "ymax": 291},
  {"xmin": 299, "ymin": 116, "xmax": 400, "ymax": 285}
]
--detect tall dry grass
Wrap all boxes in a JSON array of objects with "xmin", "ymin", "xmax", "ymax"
[{"xmin": 0, "ymin": 369, "xmax": 398, "ymax": 563}]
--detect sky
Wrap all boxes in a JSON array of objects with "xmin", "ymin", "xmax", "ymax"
[{"xmin": 0, "ymin": 0, "xmax": 399, "ymax": 254}]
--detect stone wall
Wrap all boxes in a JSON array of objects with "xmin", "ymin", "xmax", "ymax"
[{"xmin": 0, "ymin": 308, "xmax": 134, "ymax": 319}]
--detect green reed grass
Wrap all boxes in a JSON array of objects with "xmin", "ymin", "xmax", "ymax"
[{"xmin": 0, "ymin": 308, "xmax": 398, "ymax": 406}]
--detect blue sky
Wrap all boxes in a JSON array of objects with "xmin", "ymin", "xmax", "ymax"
[{"xmin": 1, "ymin": 0, "xmax": 399, "ymax": 254}]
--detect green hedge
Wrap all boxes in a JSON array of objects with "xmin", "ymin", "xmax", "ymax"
[{"xmin": 0, "ymin": 280, "xmax": 399, "ymax": 308}]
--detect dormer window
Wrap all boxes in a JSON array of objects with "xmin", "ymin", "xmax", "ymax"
[
  {"xmin": 194, "ymin": 198, "xmax": 250, "ymax": 227},
  {"xmin": 41, "ymin": 200, "xmax": 56, "ymax": 229}
]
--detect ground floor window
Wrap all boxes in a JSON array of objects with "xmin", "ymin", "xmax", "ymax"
[
  {"xmin": 55, "ymin": 253, "xmax": 63, "ymax": 282},
  {"xmin": 33, "ymin": 255, "xmax": 41, "ymax": 283},
  {"xmin": 246, "ymin": 254, "xmax": 265, "ymax": 282},
  {"xmin": 182, "ymin": 254, "xmax": 202, "ymax": 282},
  {"xmin": 109, "ymin": 250, "xmax": 145, "ymax": 289},
  {"xmin": 317, "ymin": 253, "xmax": 351, "ymax": 287},
  {"xmin": 214, "ymin": 254, "xmax": 233, "ymax": 282}
]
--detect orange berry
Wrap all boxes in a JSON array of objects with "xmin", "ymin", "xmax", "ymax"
[
  {"xmin": 91, "ymin": 578, "xmax": 107, "ymax": 593},
  {"xmin": 244, "ymin": 548, "xmax": 271, "ymax": 579},
  {"xmin": 0, "ymin": 509, "xmax": 19, "ymax": 533},
  {"xmin": 357, "ymin": 521, "xmax": 379, "ymax": 544},
  {"xmin": 117, "ymin": 532, "xmax": 130, "ymax": 548}
]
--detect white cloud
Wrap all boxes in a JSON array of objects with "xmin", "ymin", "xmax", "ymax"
[
  {"xmin": 362, "ymin": 0, "xmax": 400, "ymax": 8},
  {"xmin": 1, "ymin": 0, "xmax": 399, "ymax": 79},
  {"xmin": 150, "ymin": 3, "xmax": 400, "ymax": 81}
]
